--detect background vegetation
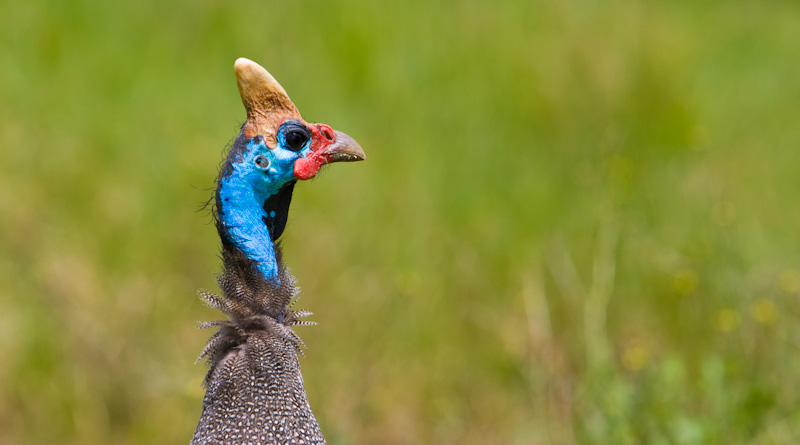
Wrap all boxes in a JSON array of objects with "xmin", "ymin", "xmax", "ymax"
[{"xmin": 1, "ymin": 0, "xmax": 799, "ymax": 443}]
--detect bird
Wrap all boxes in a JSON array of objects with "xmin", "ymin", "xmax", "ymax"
[{"xmin": 190, "ymin": 58, "xmax": 365, "ymax": 445}]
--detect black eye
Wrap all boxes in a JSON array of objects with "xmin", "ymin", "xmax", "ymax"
[
  {"xmin": 285, "ymin": 129, "xmax": 309, "ymax": 151},
  {"xmin": 282, "ymin": 123, "xmax": 311, "ymax": 151},
  {"xmin": 254, "ymin": 155, "xmax": 270, "ymax": 169}
]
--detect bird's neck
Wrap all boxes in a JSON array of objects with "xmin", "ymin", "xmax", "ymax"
[{"xmin": 217, "ymin": 172, "xmax": 281, "ymax": 281}]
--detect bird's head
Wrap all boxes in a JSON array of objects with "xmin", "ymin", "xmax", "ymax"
[
  {"xmin": 223, "ymin": 58, "xmax": 365, "ymax": 194},
  {"xmin": 216, "ymin": 58, "xmax": 365, "ymax": 245}
]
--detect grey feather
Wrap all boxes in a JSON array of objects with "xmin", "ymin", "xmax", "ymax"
[{"xmin": 191, "ymin": 248, "xmax": 325, "ymax": 445}]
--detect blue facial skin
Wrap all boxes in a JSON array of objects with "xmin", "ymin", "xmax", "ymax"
[{"xmin": 218, "ymin": 123, "xmax": 313, "ymax": 281}]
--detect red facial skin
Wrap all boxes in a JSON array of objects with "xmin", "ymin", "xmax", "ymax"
[{"xmin": 294, "ymin": 123, "xmax": 337, "ymax": 180}]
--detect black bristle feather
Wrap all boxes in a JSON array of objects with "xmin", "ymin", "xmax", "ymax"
[{"xmin": 196, "ymin": 237, "xmax": 318, "ymax": 381}]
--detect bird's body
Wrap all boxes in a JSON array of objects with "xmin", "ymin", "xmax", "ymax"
[{"xmin": 190, "ymin": 58, "xmax": 364, "ymax": 445}]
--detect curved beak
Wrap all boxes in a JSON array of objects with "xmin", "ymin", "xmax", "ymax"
[
  {"xmin": 294, "ymin": 129, "xmax": 365, "ymax": 180},
  {"xmin": 323, "ymin": 131, "xmax": 366, "ymax": 163}
]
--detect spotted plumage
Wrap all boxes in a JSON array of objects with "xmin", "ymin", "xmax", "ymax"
[{"xmin": 190, "ymin": 58, "xmax": 364, "ymax": 445}]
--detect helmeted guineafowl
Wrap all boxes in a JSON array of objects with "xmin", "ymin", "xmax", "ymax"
[{"xmin": 190, "ymin": 58, "xmax": 365, "ymax": 445}]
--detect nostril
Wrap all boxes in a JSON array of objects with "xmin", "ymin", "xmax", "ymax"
[{"xmin": 319, "ymin": 125, "xmax": 335, "ymax": 141}]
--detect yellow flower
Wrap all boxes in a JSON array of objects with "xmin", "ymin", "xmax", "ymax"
[
  {"xmin": 715, "ymin": 309, "xmax": 740, "ymax": 333},
  {"xmin": 621, "ymin": 344, "xmax": 649, "ymax": 372},
  {"xmin": 751, "ymin": 299, "xmax": 777, "ymax": 325},
  {"xmin": 673, "ymin": 269, "xmax": 698, "ymax": 295}
]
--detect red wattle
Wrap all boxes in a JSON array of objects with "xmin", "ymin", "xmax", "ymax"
[{"xmin": 294, "ymin": 156, "xmax": 323, "ymax": 180}]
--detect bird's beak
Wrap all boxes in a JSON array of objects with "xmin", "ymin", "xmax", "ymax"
[
  {"xmin": 293, "ymin": 129, "xmax": 365, "ymax": 180},
  {"xmin": 322, "ymin": 131, "xmax": 366, "ymax": 163}
]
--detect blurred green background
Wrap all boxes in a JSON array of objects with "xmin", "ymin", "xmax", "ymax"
[{"xmin": 1, "ymin": 0, "xmax": 799, "ymax": 443}]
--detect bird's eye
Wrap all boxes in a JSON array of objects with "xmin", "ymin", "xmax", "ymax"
[
  {"xmin": 285, "ymin": 129, "xmax": 309, "ymax": 151},
  {"xmin": 254, "ymin": 155, "xmax": 270, "ymax": 169},
  {"xmin": 282, "ymin": 123, "xmax": 311, "ymax": 152}
]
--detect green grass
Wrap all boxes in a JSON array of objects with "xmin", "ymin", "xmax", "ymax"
[{"xmin": 1, "ymin": 0, "xmax": 799, "ymax": 443}]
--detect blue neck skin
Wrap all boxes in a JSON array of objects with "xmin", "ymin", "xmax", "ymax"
[{"xmin": 218, "ymin": 137, "xmax": 309, "ymax": 282}]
